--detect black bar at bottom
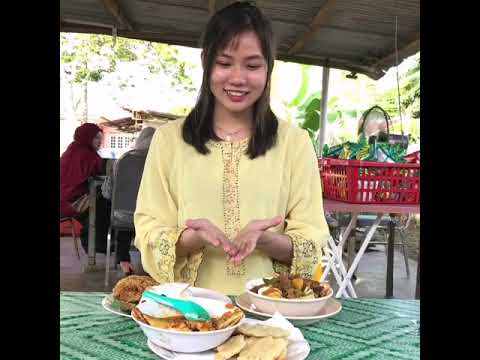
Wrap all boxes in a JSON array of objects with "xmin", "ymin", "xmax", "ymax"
[
  {"xmin": 386, "ymin": 217, "xmax": 395, "ymax": 298},
  {"xmin": 415, "ymin": 250, "xmax": 420, "ymax": 299}
]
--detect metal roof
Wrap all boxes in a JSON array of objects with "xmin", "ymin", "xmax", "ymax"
[{"xmin": 60, "ymin": 0, "xmax": 420, "ymax": 80}]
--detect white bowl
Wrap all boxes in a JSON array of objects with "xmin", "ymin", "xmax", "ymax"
[
  {"xmin": 245, "ymin": 278, "xmax": 333, "ymax": 317},
  {"xmin": 132, "ymin": 296, "xmax": 245, "ymax": 353},
  {"xmin": 147, "ymin": 282, "xmax": 194, "ymax": 298},
  {"xmin": 147, "ymin": 282, "xmax": 232, "ymax": 304}
]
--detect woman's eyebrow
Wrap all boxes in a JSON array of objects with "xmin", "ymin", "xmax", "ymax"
[
  {"xmin": 245, "ymin": 55, "xmax": 264, "ymax": 61},
  {"xmin": 217, "ymin": 53, "xmax": 264, "ymax": 60}
]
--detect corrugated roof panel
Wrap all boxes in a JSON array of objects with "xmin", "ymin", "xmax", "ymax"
[{"xmin": 60, "ymin": 0, "xmax": 420, "ymax": 79}]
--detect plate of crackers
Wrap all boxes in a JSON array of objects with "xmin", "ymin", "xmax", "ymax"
[{"xmin": 147, "ymin": 314, "xmax": 310, "ymax": 360}]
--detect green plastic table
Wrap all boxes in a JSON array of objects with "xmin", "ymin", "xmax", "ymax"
[{"xmin": 60, "ymin": 292, "xmax": 420, "ymax": 360}]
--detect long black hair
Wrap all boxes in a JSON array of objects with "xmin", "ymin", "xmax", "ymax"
[{"xmin": 182, "ymin": 1, "xmax": 278, "ymax": 159}]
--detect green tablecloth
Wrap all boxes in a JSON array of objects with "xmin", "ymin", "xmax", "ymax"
[{"xmin": 60, "ymin": 292, "xmax": 420, "ymax": 360}]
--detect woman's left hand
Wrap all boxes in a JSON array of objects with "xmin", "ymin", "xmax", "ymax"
[{"xmin": 228, "ymin": 216, "xmax": 283, "ymax": 265}]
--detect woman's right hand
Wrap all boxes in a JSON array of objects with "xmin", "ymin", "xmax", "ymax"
[{"xmin": 185, "ymin": 219, "xmax": 232, "ymax": 253}]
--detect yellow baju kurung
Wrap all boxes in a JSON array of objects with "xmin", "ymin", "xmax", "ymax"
[{"xmin": 134, "ymin": 118, "xmax": 330, "ymax": 295}]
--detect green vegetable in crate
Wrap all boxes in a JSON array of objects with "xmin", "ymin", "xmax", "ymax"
[
  {"xmin": 391, "ymin": 145, "xmax": 407, "ymax": 162},
  {"xmin": 322, "ymin": 143, "xmax": 343, "ymax": 158},
  {"xmin": 355, "ymin": 135, "xmax": 371, "ymax": 160},
  {"xmin": 377, "ymin": 143, "xmax": 406, "ymax": 163},
  {"xmin": 323, "ymin": 136, "xmax": 407, "ymax": 163},
  {"xmin": 339, "ymin": 144, "xmax": 352, "ymax": 160},
  {"xmin": 365, "ymin": 142, "xmax": 379, "ymax": 161},
  {"xmin": 347, "ymin": 142, "xmax": 361, "ymax": 160},
  {"xmin": 322, "ymin": 144, "xmax": 328, "ymax": 157}
]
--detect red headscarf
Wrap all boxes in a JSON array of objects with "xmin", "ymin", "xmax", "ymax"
[{"xmin": 60, "ymin": 123, "xmax": 104, "ymax": 218}]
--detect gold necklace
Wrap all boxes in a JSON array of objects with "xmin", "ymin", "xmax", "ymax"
[{"xmin": 215, "ymin": 126, "xmax": 250, "ymax": 142}]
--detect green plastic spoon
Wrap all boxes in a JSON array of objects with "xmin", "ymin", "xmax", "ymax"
[{"xmin": 142, "ymin": 291, "xmax": 211, "ymax": 322}]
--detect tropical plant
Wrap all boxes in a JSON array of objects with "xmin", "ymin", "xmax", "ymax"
[
  {"xmin": 289, "ymin": 69, "xmax": 362, "ymax": 152},
  {"xmin": 285, "ymin": 53, "xmax": 420, "ymax": 151}
]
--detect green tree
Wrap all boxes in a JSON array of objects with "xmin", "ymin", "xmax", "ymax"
[
  {"xmin": 60, "ymin": 33, "xmax": 196, "ymax": 122},
  {"xmin": 375, "ymin": 53, "xmax": 420, "ymax": 120},
  {"xmin": 372, "ymin": 53, "xmax": 420, "ymax": 141},
  {"xmin": 401, "ymin": 54, "xmax": 420, "ymax": 119}
]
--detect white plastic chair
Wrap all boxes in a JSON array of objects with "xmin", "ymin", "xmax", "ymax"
[{"xmin": 320, "ymin": 236, "xmax": 357, "ymax": 298}]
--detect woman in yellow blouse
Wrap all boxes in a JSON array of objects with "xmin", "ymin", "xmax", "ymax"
[{"xmin": 134, "ymin": 2, "xmax": 330, "ymax": 295}]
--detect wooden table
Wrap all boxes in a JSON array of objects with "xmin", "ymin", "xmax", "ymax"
[{"xmin": 323, "ymin": 199, "xmax": 420, "ymax": 299}]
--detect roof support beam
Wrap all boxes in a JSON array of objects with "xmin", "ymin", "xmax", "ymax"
[
  {"xmin": 373, "ymin": 33, "xmax": 420, "ymax": 68},
  {"xmin": 317, "ymin": 65, "xmax": 330, "ymax": 156},
  {"xmin": 208, "ymin": 0, "xmax": 230, "ymax": 16},
  {"xmin": 60, "ymin": 21, "xmax": 200, "ymax": 48},
  {"xmin": 288, "ymin": 0, "xmax": 337, "ymax": 55},
  {"xmin": 60, "ymin": 18, "xmax": 113, "ymax": 29},
  {"xmin": 100, "ymin": 0, "xmax": 133, "ymax": 31}
]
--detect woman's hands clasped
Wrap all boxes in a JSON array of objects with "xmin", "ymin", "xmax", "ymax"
[
  {"xmin": 184, "ymin": 216, "xmax": 283, "ymax": 265},
  {"xmin": 185, "ymin": 219, "xmax": 233, "ymax": 254},
  {"xmin": 228, "ymin": 216, "xmax": 283, "ymax": 265}
]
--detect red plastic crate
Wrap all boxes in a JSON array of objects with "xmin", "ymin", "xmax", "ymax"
[{"xmin": 319, "ymin": 157, "xmax": 420, "ymax": 204}]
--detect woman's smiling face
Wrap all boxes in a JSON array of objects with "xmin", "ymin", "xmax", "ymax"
[{"xmin": 209, "ymin": 31, "xmax": 268, "ymax": 117}]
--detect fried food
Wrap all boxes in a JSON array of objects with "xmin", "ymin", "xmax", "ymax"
[
  {"xmin": 237, "ymin": 336, "xmax": 288, "ymax": 360},
  {"xmin": 214, "ymin": 323, "xmax": 290, "ymax": 359},
  {"xmin": 132, "ymin": 307, "xmax": 150, "ymax": 324},
  {"xmin": 237, "ymin": 324, "xmax": 290, "ymax": 338},
  {"xmin": 244, "ymin": 336, "xmax": 257, "ymax": 347},
  {"xmin": 214, "ymin": 307, "xmax": 245, "ymax": 330},
  {"xmin": 133, "ymin": 303, "xmax": 244, "ymax": 332},
  {"xmin": 215, "ymin": 335, "xmax": 246, "ymax": 360},
  {"xmin": 140, "ymin": 313, "xmax": 216, "ymax": 332},
  {"xmin": 112, "ymin": 275, "xmax": 158, "ymax": 311}
]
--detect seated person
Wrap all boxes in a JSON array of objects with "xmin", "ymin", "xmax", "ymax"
[
  {"xmin": 102, "ymin": 127, "xmax": 156, "ymax": 275},
  {"xmin": 60, "ymin": 123, "xmax": 111, "ymax": 254}
]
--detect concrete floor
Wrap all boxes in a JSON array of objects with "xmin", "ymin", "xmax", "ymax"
[{"xmin": 60, "ymin": 235, "xmax": 419, "ymax": 299}]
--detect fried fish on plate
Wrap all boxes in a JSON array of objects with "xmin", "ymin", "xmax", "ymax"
[{"xmin": 112, "ymin": 275, "xmax": 158, "ymax": 312}]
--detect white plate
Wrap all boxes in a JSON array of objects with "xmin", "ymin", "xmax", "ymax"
[
  {"xmin": 102, "ymin": 294, "xmax": 132, "ymax": 318},
  {"xmin": 148, "ymin": 339, "xmax": 309, "ymax": 360},
  {"xmin": 147, "ymin": 316, "xmax": 310, "ymax": 360},
  {"xmin": 102, "ymin": 287, "xmax": 232, "ymax": 318},
  {"xmin": 235, "ymin": 293, "xmax": 342, "ymax": 326}
]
